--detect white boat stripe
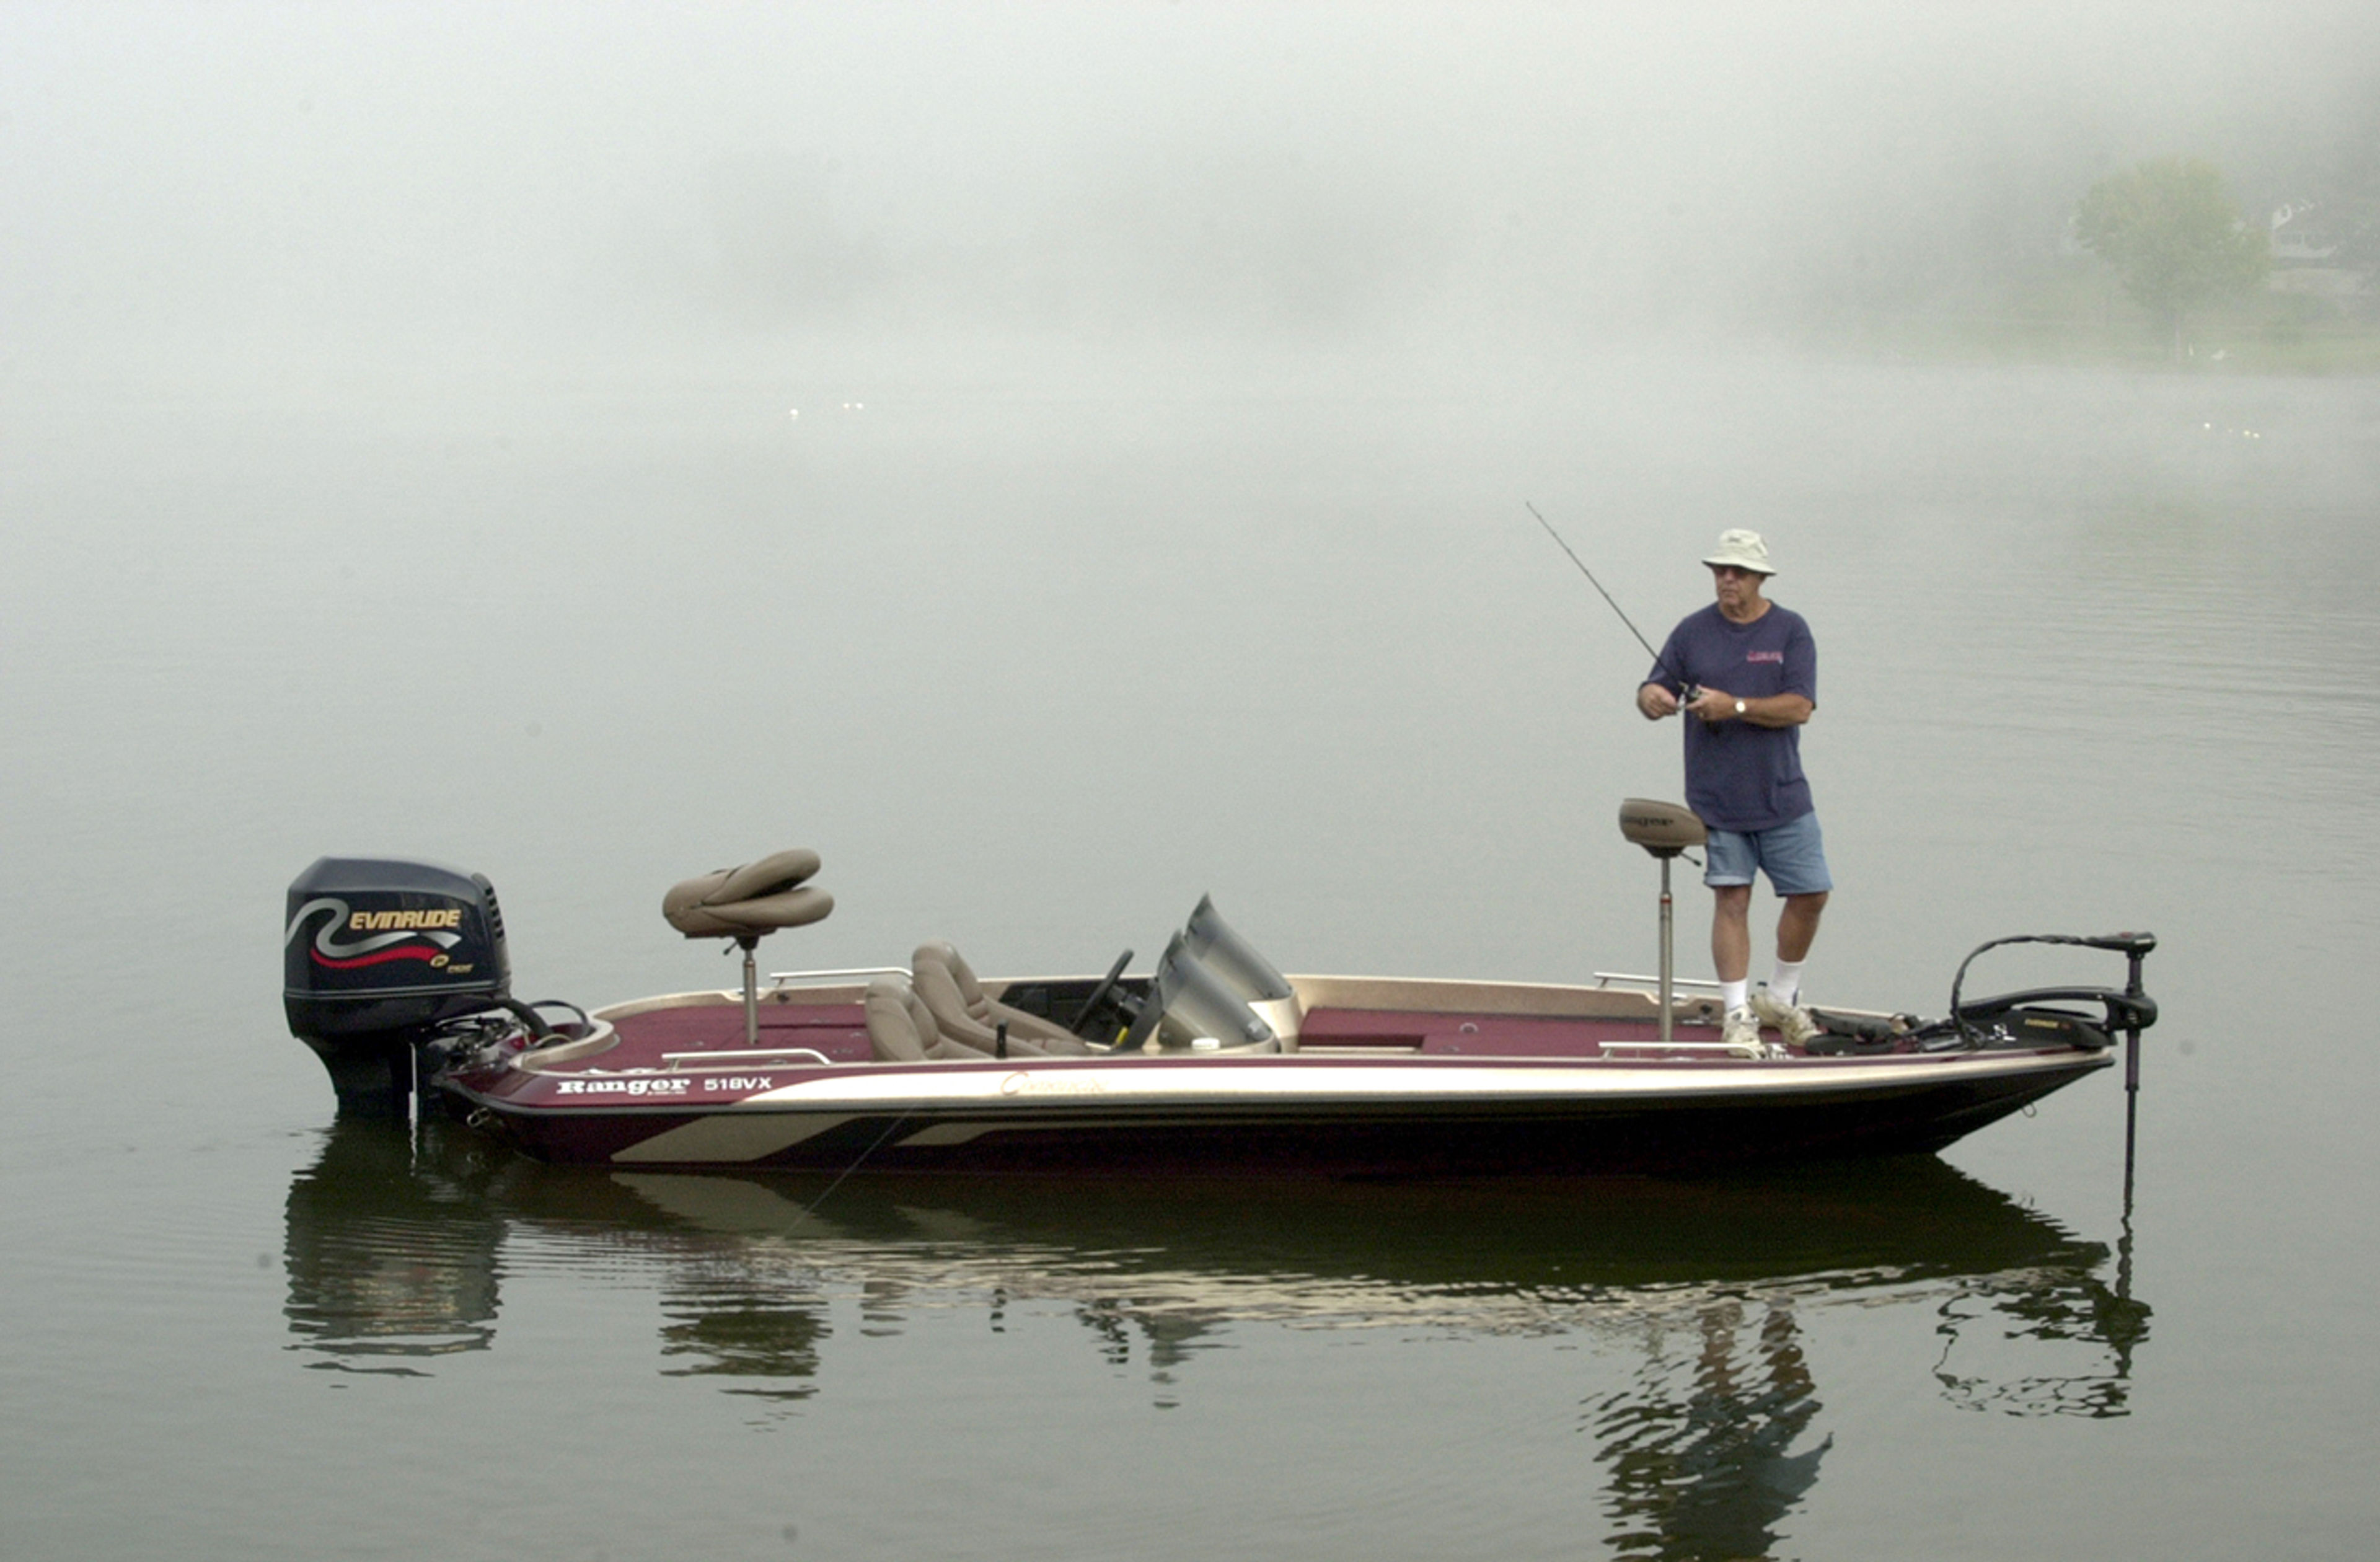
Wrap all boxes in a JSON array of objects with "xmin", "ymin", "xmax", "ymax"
[
  {"xmin": 689, "ymin": 1052, "xmax": 2103, "ymax": 1112},
  {"xmin": 609, "ymin": 1111, "xmax": 858, "ymax": 1164}
]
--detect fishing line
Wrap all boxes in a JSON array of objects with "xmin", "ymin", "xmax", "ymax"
[
  {"xmin": 1523, "ymin": 501, "xmax": 1693, "ymax": 693},
  {"xmin": 787, "ymin": 1104, "xmax": 917, "ymax": 1230}
]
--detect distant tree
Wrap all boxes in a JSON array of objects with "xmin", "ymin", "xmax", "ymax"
[
  {"xmin": 2073, "ymin": 157, "xmax": 2269, "ymax": 359},
  {"xmin": 2334, "ymin": 197, "xmax": 2380, "ymax": 289},
  {"xmin": 2281, "ymin": 99, "xmax": 2380, "ymax": 291}
]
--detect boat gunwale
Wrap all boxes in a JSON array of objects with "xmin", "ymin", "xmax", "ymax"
[
  {"xmin": 585, "ymin": 974, "xmax": 1911, "ymax": 1028},
  {"xmin": 454, "ymin": 1044, "xmax": 2113, "ymax": 1120}
]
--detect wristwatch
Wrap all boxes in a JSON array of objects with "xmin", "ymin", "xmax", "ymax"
[{"xmin": 1734, "ymin": 699, "xmax": 1747, "ymax": 717}]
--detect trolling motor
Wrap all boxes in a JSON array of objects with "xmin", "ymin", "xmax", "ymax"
[
  {"xmin": 1946, "ymin": 930, "xmax": 2159, "ymax": 1210},
  {"xmin": 1947, "ymin": 932, "xmax": 2159, "ymax": 1055},
  {"xmin": 1618, "ymin": 798, "xmax": 1708, "ymax": 1046}
]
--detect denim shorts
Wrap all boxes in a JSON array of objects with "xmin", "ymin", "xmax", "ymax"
[{"xmin": 1704, "ymin": 812, "xmax": 1833, "ymax": 896}]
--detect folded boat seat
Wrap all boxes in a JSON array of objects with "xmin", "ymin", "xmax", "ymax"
[
  {"xmin": 911, "ymin": 941, "xmax": 1092, "ymax": 1056},
  {"xmin": 863, "ymin": 977, "xmax": 1055, "ymax": 1063},
  {"xmin": 663, "ymin": 849, "xmax": 834, "ymax": 944}
]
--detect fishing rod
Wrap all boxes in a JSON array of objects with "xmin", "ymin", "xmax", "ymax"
[{"xmin": 1523, "ymin": 501, "xmax": 1698, "ymax": 700}]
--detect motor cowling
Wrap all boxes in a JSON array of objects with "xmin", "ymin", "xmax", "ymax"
[{"xmin": 283, "ymin": 857, "xmax": 514, "ymax": 1115}]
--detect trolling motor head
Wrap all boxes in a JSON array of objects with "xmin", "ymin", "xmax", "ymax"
[{"xmin": 1619, "ymin": 798, "xmax": 1707, "ymax": 859}]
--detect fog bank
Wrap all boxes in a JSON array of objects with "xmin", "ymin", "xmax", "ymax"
[{"xmin": 8, "ymin": 2, "xmax": 2378, "ymax": 381}]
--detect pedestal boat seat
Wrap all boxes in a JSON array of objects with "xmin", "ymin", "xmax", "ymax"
[
  {"xmin": 1618, "ymin": 799, "xmax": 1711, "ymax": 1050},
  {"xmin": 663, "ymin": 849, "xmax": 835, "ymax": 1046},
  {"xmin": 663, "ymin": 849, "xmax": 834, "ymax": 942}
]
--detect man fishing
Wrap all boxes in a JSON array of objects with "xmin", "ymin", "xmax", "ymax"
[{"xmin": 1634, "ymin": 529, "xmax": 1828, "ymax": 1054}]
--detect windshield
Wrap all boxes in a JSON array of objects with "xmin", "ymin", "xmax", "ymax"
[
  {"xmin": 1182, "ymin": 894, "xmax": 1294, "ymax": 1003},
  {"xmin": 1122, "ymin": 932, "xmax": 1279, "ymax": 1052}
]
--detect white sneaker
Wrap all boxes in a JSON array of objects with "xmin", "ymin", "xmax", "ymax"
[
  {"xmin": 1721, "ymin": 1005, "xmax": 1766, "ymax": 1058},
  {"xmin": 1752, "ymin": 986, "xmax": 1820, "ymax": 1050}
]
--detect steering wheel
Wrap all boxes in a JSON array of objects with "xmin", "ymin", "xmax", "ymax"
[{"xmin": 1072, "ymin": 949, "xmax": 1134, "ymax": 1042}]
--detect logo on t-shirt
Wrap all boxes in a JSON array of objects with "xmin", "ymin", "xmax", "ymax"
[{"xmin": 1746, "ymin": 650, "xmax": 1784, "ymax": 664}]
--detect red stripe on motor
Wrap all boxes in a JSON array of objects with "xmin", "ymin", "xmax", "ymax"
[{"xmin": 312, "ymin": 946, "xmax": 440, "ymax": 969}]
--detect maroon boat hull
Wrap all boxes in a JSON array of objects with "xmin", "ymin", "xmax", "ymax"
[{"xmin": 443, "ymin": 1049, "xmax": 2109, "ymax": 1175}]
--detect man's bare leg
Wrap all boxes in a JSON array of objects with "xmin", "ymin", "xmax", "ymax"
[
  {"xmin": 1777, "ymin": 891, "xmax": 1828, "ymax": 963},
  {"xmin": 1711, "ymin": 884, "xmax": 1759, "ymax": 1048},
  {"xmin": 1712, "ymin": 885, "xmax": 1753, "ymax": 984}
]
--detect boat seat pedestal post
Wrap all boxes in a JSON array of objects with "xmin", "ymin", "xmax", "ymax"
[
  {"xmin": 1658, "ymin": 855, "xmax": 1676, "ymax": 1046},
  {"xmin": 739, "ymin": 934, "xmax": 761, "ymax": 1047},
  {"xmin": 1618, "ymin": 800, "xmax": 1709, "ymax": 1047}
]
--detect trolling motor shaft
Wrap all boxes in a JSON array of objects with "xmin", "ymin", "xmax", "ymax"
[{"xmin": 1618, "ymin": 799, "xmax": 1709, "ymax": 1044}]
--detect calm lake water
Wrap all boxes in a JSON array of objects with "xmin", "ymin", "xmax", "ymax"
[{"xmin": 4, "ymin": 349, "xmax": 2376, "ymax": 1560}]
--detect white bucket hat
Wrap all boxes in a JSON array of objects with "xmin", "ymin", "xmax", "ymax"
[{"xmin": 1702, "ymin": 529, "xmax": 1774, "ymax": 575}]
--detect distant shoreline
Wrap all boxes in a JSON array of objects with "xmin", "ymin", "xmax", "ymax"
[{"xmin": 1820, "ymin": 287, "xmax": 2380, "ymax": 374}]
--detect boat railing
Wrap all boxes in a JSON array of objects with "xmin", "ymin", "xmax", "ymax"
[
  {"xmin": 1592, "ymin": 971, "xmax": 1724, "ymax": 992},
  {"xmin": 660, "ymin": 1047, "xmax": 835, "ymax": 1070},
  {"xmin": 1600, "ymin": 1039, "xmax": 1758, "ymax": 1057},
  {"xmin": 1588, "ymin": 972, "xmax": 1734, "ymax": 1053},
  {"xmin": 765, "ymin": 965, "xmax": 910, "ymax": 989}
]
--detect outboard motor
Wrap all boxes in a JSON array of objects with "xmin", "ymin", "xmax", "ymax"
[{"xmin": 283, "ymin": 857, "xmax": 513, "ymax": 1116}]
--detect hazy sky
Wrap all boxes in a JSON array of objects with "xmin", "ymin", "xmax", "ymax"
[{"xmin": 7, "ymin": 2, "xmax": 2376, "ymax": 360}]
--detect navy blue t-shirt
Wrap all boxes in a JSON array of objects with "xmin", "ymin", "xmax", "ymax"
[{"xmin": 1646, "ymin": 602, "xmax": 1817, "ymax": 832}]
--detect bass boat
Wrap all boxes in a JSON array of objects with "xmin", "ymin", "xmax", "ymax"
[{"xmin": 281, "ymin": 801, "xmax": 2156, "ymax": 1175}]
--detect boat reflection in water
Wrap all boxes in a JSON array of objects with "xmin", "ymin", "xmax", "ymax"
[
  {"xmin": 282, "ymin": 1120, "xmax": 504, "ymax": 1371},
  {"xmin": 285, "ymin": 1118, "xmax": 2149, "ymax": 1552}
]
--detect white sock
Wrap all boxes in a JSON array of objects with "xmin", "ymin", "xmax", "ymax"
[
  {"xmin": 1721, "ymin": 978, "xmax": 1750, "ymax": 1013},
  {"xmin": 1769, "ymin": 961, "xmax": 1805, "ymax": 1007}
]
